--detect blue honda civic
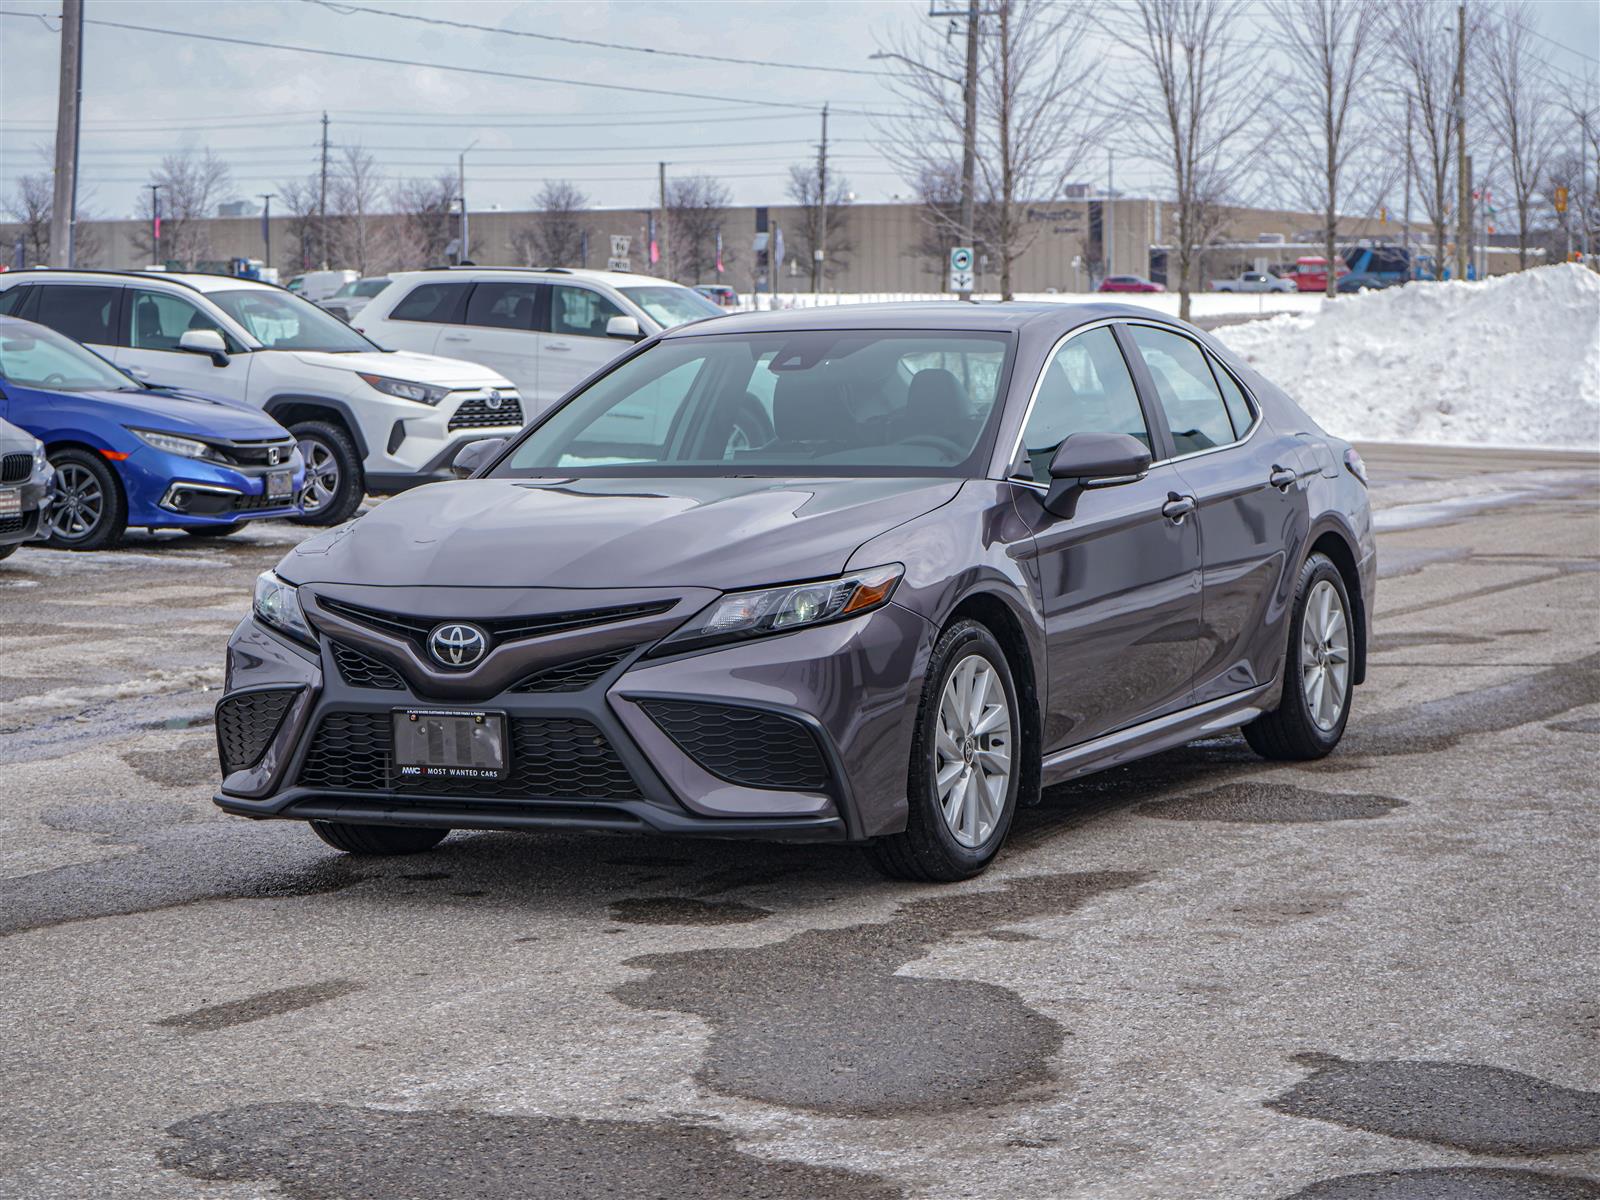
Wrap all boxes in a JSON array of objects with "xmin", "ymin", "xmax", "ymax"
[{"xmin": 0, "ymin": 316, "xmax": 304, "ymax": 549}]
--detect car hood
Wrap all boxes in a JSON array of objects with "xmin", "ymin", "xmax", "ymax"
[
  {"xmin": 282, "ymin": 475, "xmax": 963, "ymax": 590},
  {"xmin": 25, "ymin": 385, "xmax": 289, "ymax": 440},
  {"xmin": 290, "ymin": 349, "xmax": 512, "ymax": 388}
]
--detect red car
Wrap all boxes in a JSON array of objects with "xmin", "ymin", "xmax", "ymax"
[
  {"xmin": 1097, "ymin": 275, "xmax": 1165, "ymax": 293},
  {"xmin": 1291, "ymin": 256, "xmax": 1350, "ymax": 293}
]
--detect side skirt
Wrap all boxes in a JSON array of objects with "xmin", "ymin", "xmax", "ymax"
[{"xmin": 1039, "ymin": 680, "xmax": 1278, "ymax": 789}]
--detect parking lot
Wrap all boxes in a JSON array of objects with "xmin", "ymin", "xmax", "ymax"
[{"xmin": 1, "ymin": 443, "xmax": 1596, "ymax": 1200}]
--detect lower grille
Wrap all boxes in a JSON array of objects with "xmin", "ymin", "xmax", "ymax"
[
  {"xmin": 330, "ymin": 641, "xmax": 404, "ymax": 690},
  {"xmin": 0, "ymin": 452, "xmax": 30, "ymax": 484},
  {"xmin": 232, "ymin": 493, "xmax": 295, "ymax": 512},
  {"xmin": 510, "ymin": 645, "xmax": 635, "ymax": 693},
  {"xmin": 0, "ymin": 513, "xmax": 27, "ymax": 537},
  {"xmin": 641, "ymin": 700, "xmax": 830, "ymax": 791},
  {"xmin": 298, "ymin": 711, "xmax": 641, "ymax": 800},
  {"xmin": 217, "ymin": 688, "xmax": 297, "ymax": 773}
]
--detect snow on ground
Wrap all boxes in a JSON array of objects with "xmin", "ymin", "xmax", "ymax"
[
  {"xmin": 755, "ymin": 290, "xmax": 1325, "ymax": 320},
  {"xmin": 1215, "ymin": 263, "xmax": 1600, "ymax": 449}
]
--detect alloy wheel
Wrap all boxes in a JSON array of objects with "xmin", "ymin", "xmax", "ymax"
[
  {"xmin": 297, "ymin": 436, "xmax": 340, "ymax": 515},
  {"xmin": 934, "ymin": 654, "xmax": 1012, "ymax": 849},
  {"xmin": 48, "ymin": 462, "xmax": 105, "ymax": 543},
  {"xmin": 1300, "ymin": 579, "xmax": 1350, "ymax": 731}
]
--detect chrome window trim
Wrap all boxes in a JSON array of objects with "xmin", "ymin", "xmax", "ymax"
[
  {"xmin": 999, "ymin": 316, "xmax": 1133, "ymax": 484},
  {"xmin": 1120, "ymin": 319, "xmax": 1261, "ymax": 468}
]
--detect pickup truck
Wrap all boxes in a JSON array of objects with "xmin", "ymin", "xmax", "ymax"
[{"xmin": 1213, "ymin": 271, "xmax": 1296, "ymax": 293}]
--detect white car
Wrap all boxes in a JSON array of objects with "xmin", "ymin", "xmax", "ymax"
[
  {"xmin": 359, "ymin": 267, "xmax": 724, "ymax": 416},
  {"xmin": 0, "ymin": 271, "xmax": 522, "ymax": 524},
  {"xmin": 1213, "ymin": 271, "xmax": 1296, "ymax": 294},
  {"xmin": 320, "ymin": 277, "xmax": 391, "ymax": 324}
]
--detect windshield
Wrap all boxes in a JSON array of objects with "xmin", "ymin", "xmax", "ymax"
[
  {"xmin": 0, "ymin": 322, "xmax": 138, "ymax": 392},
  {"xmin": 208, "ymin": 288, "xmax": 377, "ymax": 352},
  {"xmin": 492, "ymin": 329, "xmax": 1012, "ymax": 479},
  {"xmin": 620, "ymin": 286, "xmax": 723, "ymax": 329}
]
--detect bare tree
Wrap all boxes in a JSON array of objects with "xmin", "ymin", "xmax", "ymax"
[
  {"xmin": 132, "ymin": 149, "xmax": 234, "ymax": 268},
  {"xmin": 904, "ymin": 162, "xmax": 996, "ymax": 281},
  {"xmin": 276, "ymin": 175, "xmax": 325, "ymax": 273},
  {"xmin": 663, "ymin": 174, "xmax": 731, "ymax": 284},
  {"xmin": 511, "ymin": 180, "xmax": 589, "ymax": 267},
  {"xmin": 1481, "ymin": 4, "xmax": 1556, "ymax": 269},
  {"xmin": 786, "ymin": 163, "xmax": 853, "ymax": 286},
  {"xmin": 1107, "ymin": 0, "xmax": 1267, "ymax": 320},
  {"xmin": 390, "ymin": 173, "xmax": 460, "ymax": 268},
  {"xmin": 877, "ymin": 0, "xmax": 1102, "ymax": 299},
  {"xmin": 1265, "ymin": 0, "xmax": 1382, "ymax": 296},
  {"xmin": 331, "ymin": 144, "xmax": 391, "ymax": 276},
  {"xmin": 4, "ymin": 172, "xmax": 52, "ymax": 267}
]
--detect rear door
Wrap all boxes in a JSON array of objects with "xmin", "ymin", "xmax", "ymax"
[
  {"xmin": 1122, "ymin": 323, "xmax": 1311, "ymax": 702},
  {"xmin": 117, "ymin": 286, "xmax": 252, "ymax": 400},
  {"xmin": 541, "ymin": 284, "xmax": 632, "ymax": 406},
  {"xmin": 433, "ymin": 281, "xmax": 540, "ymax": 397}
]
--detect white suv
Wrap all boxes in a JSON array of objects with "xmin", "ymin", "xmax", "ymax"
[
  {"xmin": 359, "ymin": 267, "xmax": 723, "ymax": 417},
  {"xmin": 0, "ymin": 271, "xmax": 523, "ymax": 524}
]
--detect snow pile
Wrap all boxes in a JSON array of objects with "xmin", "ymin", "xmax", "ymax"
[{"xmin": 1216, "ymin": 264, "xmax": 1600, "ymax": 448}]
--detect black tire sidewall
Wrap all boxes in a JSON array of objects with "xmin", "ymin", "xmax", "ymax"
[
  {"xmin": 289, "ymin": 421, "xmax": 364, "ymax": 526},
  {"xmin": 912, "ymin": 622, "xmax": 1022, "ymax": 873},
  {"xmin": 1281, "ymin": 554, "xmax": 1354, "ymax": 752},
  {"xmin": 45, "ymin": 448, "xmax": 127, "ymax": 551}
]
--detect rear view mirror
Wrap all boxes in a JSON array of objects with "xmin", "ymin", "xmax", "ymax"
[
  {"xmin": 605, "ymin": 315, "xmax": 643, "ymax": 341},
  {"xmin": 1044, "ymin": 432, "xmax": 1151, "ymax": 516},
  {"xmin": 178, "ymin": 328, "xmax": 229, "ymax": 366},
  {"xmin": 451, "ymin": 437, "xmax": 506, "ymax": 478}
]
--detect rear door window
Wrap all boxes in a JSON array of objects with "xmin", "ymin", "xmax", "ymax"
[
  {"xmin": 387, "ymin": 281, "xmax": 470, "ymax": 324},
  {"xmin": 33, "ymin": 284, "xmax": 121, "ymax": 345},
  {"xmin": 464, "ymin": 281, "xmax": 540, "ymax": 330},
  {"xmin": 1126, "ymin": 325, "xmax": 1236, "ymax": 456}
]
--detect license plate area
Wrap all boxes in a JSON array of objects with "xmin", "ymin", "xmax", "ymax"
[
  {"xmin": 0, "ymin": 489, "xmax": 19, "ymax": 518},
  {"xmin": 266, "ymin": 470, "xmax": 292, "ymax": 499},
  {"xmin": 393, "ymin": 709, "xmax": 506, "ymax": 781}
]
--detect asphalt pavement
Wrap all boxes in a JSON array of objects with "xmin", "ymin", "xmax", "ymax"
[{"xmin": 1, "ymin": 444, "xmax": 1596, "ymax": 1200}]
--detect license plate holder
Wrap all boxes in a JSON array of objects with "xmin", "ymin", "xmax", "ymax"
[
  {"xmin": 0, "ymin": 489, "xmax": 19, "ymax": 518},
  {"xmin": 266, "ymin": 470, "xmax": 292, "ymax": 499},
  {"xmin": 393, "ymin": 709, "xmax": 507, "ymax": 780}
]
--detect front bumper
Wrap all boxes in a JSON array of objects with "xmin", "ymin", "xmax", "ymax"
[
  {"xmin": 212, "ymin": 595, "xmax": 933, "ymax": 843},
  {"xmin": 359, "ymin": 387, "xmax": 524, "ymax": 491},
  {"xmin": 1, "ymin": 468, "xmax": 52, "ymax": 545},
  {"xmin": 124, "ymin": 447, "xmax": 306, "ymax": 528}
]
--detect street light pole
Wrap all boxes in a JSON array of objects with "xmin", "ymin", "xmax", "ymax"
[
  {"xmin": 458, "ymin": 140, "xmax": 478, "ymax": 265},
  {"xmin": 148, "ymin": 183, "xmax": 161, "ymax": 268},
  {"xmin": 259, "ymin": 193, "xmax": 274, "ymax": 274}
]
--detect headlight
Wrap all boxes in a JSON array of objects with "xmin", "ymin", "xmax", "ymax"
[
  {"xmin": 31, "ymin": 440, "xmax": 49, "ymax": 479},
  {"xmin": 358, "ymin": 373, "xmax": 449, "ymax": 406},
  {"xmin": 130, "ymin": 428, "xmax": 227, "ymax": 462},
  {"xmin": 658, "ymin": 564, "xmax": 903, "ymax": 654},
  {"xmin": 254, "ymin": 571, "xmax": 315, "ymax": 645}
]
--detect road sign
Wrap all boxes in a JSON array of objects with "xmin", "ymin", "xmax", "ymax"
[
  {"xmin": 1554, "ymin": 186, "xmax": 1568, "ymax": 214},
  {"xmin": 610, "ymin": 235, "xmax": 631, "ymax": 256},
  {"xmin": 950, "ymin": 246, "xmax": 974, "ymax": 272},
  {"xmin": 607, "ymin": 257, "xmax": 630, "ymax": 272},
  {"xmin": 949, "ymin": 268, "xmax": 975, "ymax": 293}
]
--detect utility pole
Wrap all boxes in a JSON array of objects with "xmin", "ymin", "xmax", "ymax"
[
  {"xmin": 148, "ymin": 183, "xmax": 161, "ymax": 269},
  {"xmin": 259, "ymin": 193, "xmax": 274, "ymax": 273},
  {"xmin": 1403, "ymin": 97, "xmax": 1413, "ymax": 278},
  {"xmin": 457, "ymin": 139, "xmax": 477, "ymax": 266},
  {"xmin": 49, "ymin": 0, "xmax": 83, "ymax": 268},
  {"xmin": 814, "ymin": 103, "xmax": 829, "ymax": 293},
  {"xmin": 1106, "ymin": 148, "xmax": 1115, "ymax": 282},
  {"xmin": 959, "ymin": 0, "xmax": 979, "ymax": 298},
  {"xmin": 318, "ymin": 111, "xmax": 331, "ymax": 269},
  {"xmin": 658, "ymin": 161, "xmax": 670, "ymax": 280},
  {"xmin": 1454, "ymin": 3, "xmax": 1468, "ymax": 281}
]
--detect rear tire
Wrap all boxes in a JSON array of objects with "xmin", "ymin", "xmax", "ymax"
[
  {"xmin": 310, "ymin": 821, "xmax": 449, "ymax": 856},
  {"xmin": 44, "ymin": 448, "xmax": 127, "ymax": 551},
  {"xmin": 1243, "ymin": 552, "xmax": 1354, "ymax": 761},
  {"xmin": 866, "ymin": 620, "xmax": 1020, "ymax": 883},
  {"xmin": 289, "ymin": 420, "xmax": 364, "ymax": 526}
]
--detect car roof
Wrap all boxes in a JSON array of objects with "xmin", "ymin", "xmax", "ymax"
[
  {"xmin": 389, "ymin": 266, "xmax": 685, "ymax": 289},
  {"xmin": 661, "ymin": 300, "xmax": 1178, "ymax": 337},
  {"xmin": 0, "ymin": 269, "xmax": 282, "ymax": 296}
]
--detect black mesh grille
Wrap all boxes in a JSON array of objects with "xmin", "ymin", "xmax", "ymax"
[
  {"xmin": 0, "ymin": 453, "xmax": 30, "ymax": 483},
  {"xmin": 216, "ymin": 438, "xmax": 295, "ymax": 467},
  {"xmin": 298, "ymin": 711, "xmax": 641, "ymax": 800},
  {"xmin": 217, "ymin": 689, "xmax": 297, "ymax": 773},
  {"xmin": 232, "ymin": 492, "xmax": 296, "ymax": 512},
  {"xmin": 641, "ymin": 700, "xmax": 829, "ymax": 791},
  {"xmin": 330, "ymin": 642, "xmax": 404, "ymax": 690},
  {"xmin": 0, "ymin": 513, "xmax": 25, "ymax": 537},
  {"xmin": 448, "ymin": 395, "xmax": 524, "ymax": 430},
  {"xmin": 510, "ymin": 645, "xmax": 635, "ymax": 693}
]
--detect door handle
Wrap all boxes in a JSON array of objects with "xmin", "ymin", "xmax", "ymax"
[
  {"xmin": 441, "ymin": 334, "xmax": 469, "ymax": 343},
  {"xmin": 1162, "ymin": 493, "xmax": 1196, "ymax": 524},
  {"xmin": 546, "ymin": 342, "xmax": 572, "ymax": 352},
  {"xmin": 1269, "ymin": 465, "xmax": 1299, "ymax": 490}
]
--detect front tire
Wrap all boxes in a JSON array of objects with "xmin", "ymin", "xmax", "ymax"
[
  {"xmin": 1243, "ymin": 552, "xmax": 1354, "ymax": 760},
  {"xmin": 866, "ymin": 620, "xmax": 1020, "ymax": 882},
  {"xmin": 309, "ymin": 821, "xmax": 449, "ymax": 856},
  {"xmin": 44, "ymin": 448, "xmax": 128, "ymax": 551},
  {"xmin": 289, "ymin": 420, "xmax": 364, "ymax": 526}
]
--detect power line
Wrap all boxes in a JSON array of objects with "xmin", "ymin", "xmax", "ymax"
[{"xmin": 302, "ymin": 0, "xmax": 893, "ymax": 78}]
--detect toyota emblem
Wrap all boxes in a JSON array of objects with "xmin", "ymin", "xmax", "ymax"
[
  {"xmin": 485, "ymin": 389, "xmax": 504, "ymax": 412},
  {"xmin": 428, "ymin": 622, "xmax": 489, "ymax": 667}
]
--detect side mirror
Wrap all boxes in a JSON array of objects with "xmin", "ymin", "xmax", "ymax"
[
  {"xmin": 1044, "ymin": 432, "xmax": 1152, "ymax": 517},
  {"xmin": 605, "ymin": 315, "xmax": 643, "ymax": 341},
  {"xmin": 178, "ymin": 328, "xmax": 229, "ymax": 366},
  {"xmin": 451, "ymin": 437, "xmax": 507, "ymax": 478}
]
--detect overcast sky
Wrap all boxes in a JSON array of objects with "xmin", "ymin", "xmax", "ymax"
[{"xmin": 2, "ymin": 0, "xmax": 1597, "ymax": 222}]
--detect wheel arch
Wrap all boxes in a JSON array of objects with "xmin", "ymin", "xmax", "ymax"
[
  {"xmin": 1303, "ymin": 522, "xmax": 1368, "ymax": 686},
  {"xmin": 262, "ymin": 394, "xmax": 370, "ymax": 461},
  {"xmin": 941, "ymin": 588, "xmax": 1044, "ymax": 808}
]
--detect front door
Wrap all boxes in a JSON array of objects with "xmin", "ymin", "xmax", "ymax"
[
  {"xmin": 118, "ymin": 287, "xmax": 252, "ymax": 400},
  {"xmin": 1010, "ymin": 324, "xmax": 1203, "ymax": 752}
]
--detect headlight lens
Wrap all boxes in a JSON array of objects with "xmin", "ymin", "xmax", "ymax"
[
  {"xmin": 358, "ymin": 373, "xmax": 450, "ymax": 406},
  {"xmin": 31, "ymin": 440, "xmax": 49, "ymax": 478},
  {"xmin": 130, "ymin": 428, "xmax": 226, "ymax": 462},
  {"xmin": 658, "ymin": 564, "xmax": 903, "ymax": 654},
  {"xmin": 253, "ymin": 571, "xmax": 315, "ymax": 645}
]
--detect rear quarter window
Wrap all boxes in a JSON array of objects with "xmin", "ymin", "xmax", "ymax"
[
  {"xmin": 34, "ymin": 284, "xmax": 121, "ymax": 345},
  {"xmin": 386, "ymin": 282, "xmax": 470, "ymax": 324}
]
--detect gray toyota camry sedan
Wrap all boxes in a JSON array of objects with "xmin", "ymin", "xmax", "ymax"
[{"xmin": 215, "ymin": 302, "xmax": 1374, "ymax": 881}]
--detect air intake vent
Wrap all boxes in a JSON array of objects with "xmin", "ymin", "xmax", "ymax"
[
  {"xmin": 641, "ymin": 700, "xmax": 829, "ymax": 791},
  {"xmin": 216, "ymin": 688, "xmax": 297, "ymax": 773},
  {"xmin": 330, "ymin": 641, "xmax": 404, "ymax": 690}
]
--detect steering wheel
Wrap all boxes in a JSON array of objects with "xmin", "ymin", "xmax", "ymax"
[
  {"xmin": 42, "ymin": 373, "xmax": 68, "ymax": 387},
  {"xmin": 900, "ymin": 433, "xmax": 966, "ymax": 460}
]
